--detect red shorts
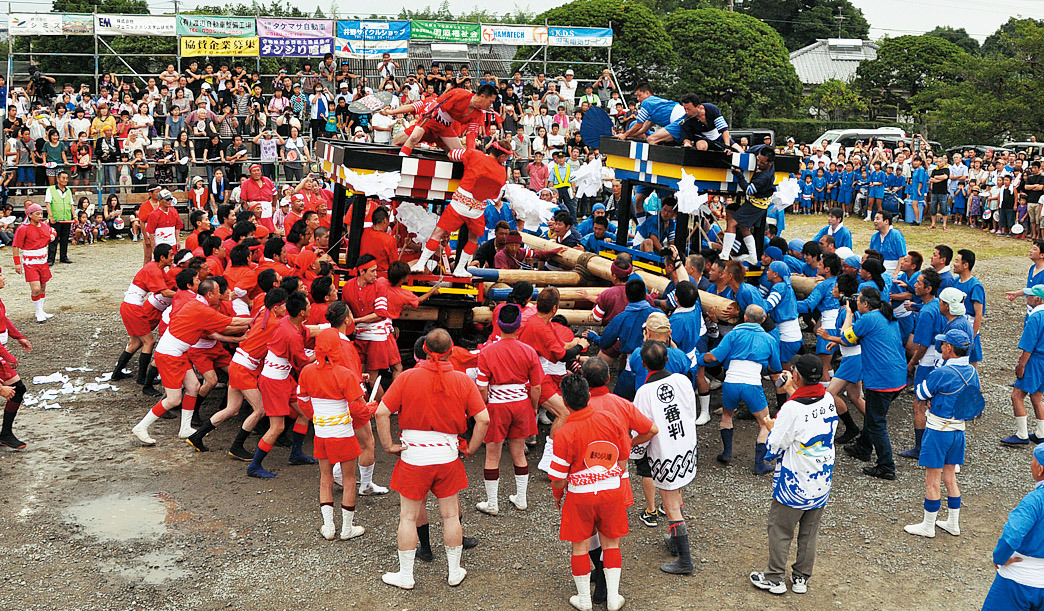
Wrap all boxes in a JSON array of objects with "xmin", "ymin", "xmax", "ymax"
[
  {"xmin": 188, "ymin": 343, "xmax": 232, "ymax": 373},
  {"xmin": 407, "ymin": 120, "xmax": 459, "ymax": 144},
  {"xmin": 142, "ymin": 303, "xmax": 164, "ymax": 329},
  {"xmin": 0, "ymin": 360, "xmax": 17, "ymax": 382},
  {"xmin": 258, "ymin": 374, "xmax": 297, "ymax": 417},
  {"xmin": 153, "ymin": 352, "xmax": 191, "ymax": 391},
  {"xmin": 228, "ymin": 361, "xmax": 260, "ymax": 391},
  {"xmin": 436, "ymin": 205, "xmax": 485, "ymax": 239},
  {"xmin": 538, "ymin": 374, "xmax": 563, "ymax": 406},
  {"xmin": 120, "ymin": 302, "xmax": 154, "ymax": 337},
  {"xmin": 23, "ymin": 263, "xmax": 51, "ymax": 284},
  {"xmin": 391, "ymin": 459, "xmax": 468, "ymax": 501},
  {"xmin": 314, "ymin": 435, "xmax": 362, "ymax": 464},
  {"xmin": 484, "ymin": 400, "xmax": 537, "ymax": 443},
  {"xmin": 559, "ymin": 489, "xmax": 629, "ymax": 542},
  {"xmin": 355, "ymin": 337, "xmax": 401, "ymax": 371}
]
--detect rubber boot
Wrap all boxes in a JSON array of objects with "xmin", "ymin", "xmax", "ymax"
[
  {"xmin": 753, "ymin": 442, "xmax": 774, "ymax": 475},
  {"xmin": 660, "ymin": 522, "xmax": 694, "ymax": 574},
  {"xmin": 589, "ymin": 547, "xmax": 606, "ymax": 604},
  {"xmin": 717, "ymin": 428, "xmax": 734, "ymax": 464}
]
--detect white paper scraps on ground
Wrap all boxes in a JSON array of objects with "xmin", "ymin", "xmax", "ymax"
[
  {"xmin": 33, "ymin": 372, "xmax": 69, "ymax": 385},
  {"xmin": 40, "ymin": 390, "xmax": 60, "ymax": 401},
  {"xmin": 83, "ymin": 383, "xmax": 113, "ymax": 392},
  {"xmin": 95, "ymin": 373, "xmax": 113, "ymax": 382},
  {"xmin": 64, "ymin": 367, "xmax": 94, "ymax": 372},
  {"xmin": 41, "ymin": 402, "xmax": 62, "ymax": 410}
]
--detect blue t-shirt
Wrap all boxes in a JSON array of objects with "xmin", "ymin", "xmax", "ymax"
[
  {"xmin": 841, "ymin": 310, "xmax": 906, "ymax": 390},
  {"xmin": 629, "ymin": 346, "xmax": 691, "ymax": 394},
  {"xmin": 813, "ymin": 224, "xmax": 852, "ymax": 250},
  {"xmin": 912, "ymin": 298, "xmax": 944, "ymax": 350},
  {"xmin": 635, "ymin": 96, "xmax": 683, "ymax": 127},
  {"xmin": 910, "ymin": 167, "xmax": 929, "ymax": 200},
  {"xmin": 869, "ymin": 227, "xmax": 907, "ymax": 263}
]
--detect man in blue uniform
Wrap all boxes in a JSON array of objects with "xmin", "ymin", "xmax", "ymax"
[
  {"xmin": 904, "ymin": 329, "xmax": 982, "ymax": 538},
  {"xmin": 813, "ymin": 208, "xmax": 852, "ymax": 251},
  {"xmin": 586, "ymin": 279, "xmax": 657, "ymax": 400},
  {"xmin": 981, "ymin": 443, "xmax": 1044, "ymax": 610},
  {"xmin": 697, "ymin": 304, "xmax": 782, "ymax": 474},
  {"xmin": 952, "ymin": 249, "xmax": 985, "ymax": 366},
  {"xmin": 1004, "ymin": 285, "xmax": 1044, "ymax": 446},
  {"xmin": 616, "ymin": 83, "xmax": 684, "ymax": 145},
  {"xmin": 677, "ymin": 95, "xmax": 738, "ymax": 152},
  {"xmin": 668, "ymin": 281, "xmax": 711, "ymax": 425},
  {"xmin": 720, "ymin": 146, "xmax": 777, "ymax": 265},
  {"xmin": 868, "ymin": 211, "xmax": 907, "ymax": 275},
  {"xmin": 899, "ymin": 269, "xmax": 943, "ymax": 460}
]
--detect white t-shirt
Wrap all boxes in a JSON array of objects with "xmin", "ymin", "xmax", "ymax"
[
  {"xmin": 258, "ymin": 137, "xmax": 279, "ymax": 162},
  {"xmin": 370, "ymin": 112, "xmax": 393, "ymax": 144},
  {"xmin": 557, "ymin": 78, "xmax": 578, "ymax": 103}
]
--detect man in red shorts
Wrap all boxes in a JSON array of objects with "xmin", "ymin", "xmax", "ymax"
[
  {"xmin": 248, "ymin": 291, "xmax": 314, "ymax": 478},
  {"xmin": 375, "ymin": 328, "xmax": 490, "ymax": 590},
  {"xmin": 475, "ymin": 304, "xmax": 543, "ymax": 516},
  {"xmin": 384, "ymin": 84, "xmax": 497, "ymax": 156},
  {"xmin": 185, "ymin": 276, "xmax": 237, "ymax": 428},
  {"xmin": 131, "ymin": 278, "xmax": 248, "ymax": 445},
  {"xmin": 299, "ymin": 329, "xmax": 370, "ymax": 541},
  {"xmin": 342, "ymin": 255, "xmax": 398, "ymax": 399},
  {"xmin": 189, "ymin": 288, "xmax": 287, "ymax": 458},
  {"xmin": 12, "ymin": 203, "xmax": 55, "ymax": 323},
  {"xmin": 519, "ymin": 288, "xmax": 588, "ymax": 423},
  {"xmin": 112, "ymin": 244, "xmax": 175, "ymax": 386},
  {"xmin": 240, "ymin": 164, "xmax": 277, "ymax": 232},
  {"xmin": 0, "ymin": 268, "xmax": 30, "ymax": 450},
  {"xmin": 410, "ymin": 141, "xmax": 512, "ymax": 277},
  {"xmin": 144, "ymin": 189, "xmax": 183, "ymax": 250},
  {"xmin": 548, "ymin": 373, "xmax": 652, "ymax": 611}
]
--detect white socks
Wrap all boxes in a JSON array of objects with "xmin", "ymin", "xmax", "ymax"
[
  {"xmin": 720, "ymin": 233, "xmax": 736, "ymax": 260},
  {"xmin": 477, "ymin": 479, "xmax": 499, "ymax": 515},
  {"xmin": 1036, "ymin": 420, "xmax": 1044, "ymax": 439},
  {"xmin": 1017, "ymin": 415, "xmax": 1029, "ymax": 440},
  {"xmin": 382, "ymin": 549, "xmax": 416, "ymax": 589},
  {"xmin": 604, "ymin": 567, "xmax": 624, "ymax": 611},
  {"xmin": 340, "ymin": 507, "xmax": 364, "ymax": 540},
  {"xmin": 742, "ymin": 235, "xmax": 757, "ymax": 263},
  {"xmin": 904, "ymin": 510, "xmax": 937, "ymax": 538},
  {"xmin": 411, "ymin": 248, "xmax": 436, "ymax": 272},
  {"xmin": 937, "ymin": 508, "xmax": 961, "ymax": 536},
  {"xmin": 320, "ymin": 505, "xmax": 335, "ymax": 540},
  {"xmin": 178, "ymin": 407, "xmax": 196, "ymax": 438},
  {"xmin": 446, "ymin": 545, "xmax": 466, "ymax": 586},
  {"xmin": 511, "ymin": 473, "xmax": 529, "ymax": 509},
  {"xmin": 696, "ymin": 394, "xmax": 711, "ymax": 426},
  {"xmin": 359, "ymin": 463, "xmax": 374, "ymax": 488},
  {"xmin": 132, "ymin": 410, "xmax": 160, "ymax": 445},
  {"xmin": 571, "ymin": 573, "xmax": 592, "ymax": 611},
  {"xmin": 453, "ymin": 252, "xmax": 475, "ymax": 277}
]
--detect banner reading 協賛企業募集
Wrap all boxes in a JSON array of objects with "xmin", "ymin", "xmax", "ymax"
[{"xmin": 180, "ymin": 36, "xmax": 260, "ymax": 57}]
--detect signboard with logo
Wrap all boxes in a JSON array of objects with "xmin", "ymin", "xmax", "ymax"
[
  {"xmin": 95, "ymin": 14, "xmax": 176, "ymax": 37},
  {"xmin": 176, "ymin": 15, "xmax": 256, "ymax": 37}
]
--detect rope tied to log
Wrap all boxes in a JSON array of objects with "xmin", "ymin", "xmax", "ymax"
[{"xmin": 574, "ymin": 252, "xmax": 599, "ymax": 285}]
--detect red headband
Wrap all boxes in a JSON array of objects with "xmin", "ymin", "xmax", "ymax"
[
  {"xmin": 491, "ymin": 141, "xmax": 512, "ymax": 156},
  {"xmin": 611, "ymin": 263, "xmax": 633, "ymax": 279},
  {"xmin": 356, "ymin": 259, "xmax": 377, "ymax": 271},
  {"xmin": 249, "ymin": 163, "xmax": 262, "ymax": 172},
  {"xmin": 504, "ymin": 234, "xmax": 522, "ymax": 245}
]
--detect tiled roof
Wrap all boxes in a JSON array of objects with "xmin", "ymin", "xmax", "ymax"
[{"xmin": 789, "ymin": 38, "xmax": 879, "ymax": 85}]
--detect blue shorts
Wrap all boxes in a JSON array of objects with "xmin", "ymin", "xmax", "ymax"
[
  {"xmin": 834, "ymin": 354, "xmax": 862, "ymax": 383},
  {"xmin": 723, "ymin": 382, "xmax": 767, "ymax": 414},
  {"xmin": 897, "ymin": 315, "xmax": 915, "ymax": 343},
  {"xmin": 982, "ymin": 574, "xmax": 1044, "ymax": 611},
  {"xmin": 613, "ymin": 369, "xmax": 636, "ymax": 402},
  {"xmin": 663, "ymin": 117, "xmax": 684, "ymax": 140},
  {"xmin": 780, "ymin": 340, "xmax": 803, "ymax": 363},
  {"xmin": 918, "ymin": 428, "xmax": 965, "ymax": 468},
  {"xmin": 915, "ymin": 364, "xmax": 935, "ymax": 387},
  {"xmin": 815, "ymin": 336, "xmax": 836, "ymax": 356},
  {"xmin": 838, "ymin": 190, "xmax": 852, "ymax": 205},
  {"xmin": 17, "ymin": 167, "xmax": 33, "ymax": 183},
  {"xmin": 1015, "ymin": 357, "xmax": 1044, "ymax": 394},
  {"xmin": 696, "ymin": 335, "xmax": 709, "ymax": 354},
  {"xmin": 971, "ymin": 334, "xmax": 983, "ymax": 363}
]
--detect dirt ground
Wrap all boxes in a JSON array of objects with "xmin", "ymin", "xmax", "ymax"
[{"xmin": 0, "ymin": 216, "xmax": 1035, "ymax": 610}]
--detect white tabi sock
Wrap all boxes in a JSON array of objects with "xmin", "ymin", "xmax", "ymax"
[
  {"xmin": 513, "ymin": 473, "xmax": 528, "ymax": 507},
  {"xmin": 484, "ymin": 478, "xmax": 499, "ymax": 509},
  {"xmin": 411, "ymin": 247, "xmax": 436, "ymax": 271},
  {"xmin": 604, "ymin": 567, "xmax": 623, "ymax": 609},
  {"xmin": 742, "ymin": 234, "xmax": 757, "ymax": 260},
  {"xmin": 341, "ymin": 507, "xmax": 354, "ymax": 528},
  {"xmin": 446, "ymin": 545, "xmax": 466, "ymax": 585},
  {"xmin": 1017, "ymin": 415, "xmax": 1029, "ymax": 440},
  {"xmin": 381, "ymin": 549, "xmax": 416, "ymax": 589},
  {"xmin": 179, "ymin": 406, "xmax": 196, "ymax": 436},
  {"xmin": 1036, "ymin": 420, "xmax": 1044, "ymax": 439},
  {"xmin": 572, "ymin": 573, "xmax": 592, "ymax": 609},
  {"xmin": 696, "ymin": 394, "xmax": 711, "ymax": 425},
  {"xmin": 320, "ymin": 504, "xmax": 334, "ymax": 528},
  {"xmin": 138, "ymin": 410, "xmax": 160, "ymax": 429},
  {"xmin": 720, "ymin": 233, "xmax": 736, "ymax": 260},
  {"xmin": 359, "ymin": 463, "xmax": 374, "ymax": 487}
]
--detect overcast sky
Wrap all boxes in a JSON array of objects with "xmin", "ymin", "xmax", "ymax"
[{"xmin": 4, "ymin": 0, "xmax": 1041, "ymax": 41}]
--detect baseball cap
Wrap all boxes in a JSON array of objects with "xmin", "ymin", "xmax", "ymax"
[
  {"xmin": 793, "ymin": 354, "xmax": 823, "ymax": 384},
  {"xmin": 159, "ymin": 189, "xmax": 174, "ymax": 200},
  {"xmin": 1034, "ymin": 442, "xmax": 1044, "ymax": 467},
  {"xmin": 340, "ymin": 82, "xmax": 349, "ymax": 88},
  {"xmin": 935, "ymin": 328, "xmax": 971, "ymax": 350},
  {"xmin": 565, "ymin": 69, "xmax": 574, "ymax": 76},
  {"xmin": 148, "ymin": 184, "xmax": 161, "ymax": 192},
  {"xmin": 1024, "ymin": 285, "xmax": 1044, "ymax": 299},
  {"xmin": 938, "ymin": 287, "xmax": 967, "ymax": 316},
  {"xmin": 643, "ymin": 312, "xmax": 671, "ymax": 334}
]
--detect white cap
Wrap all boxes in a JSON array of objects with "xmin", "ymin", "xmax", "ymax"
[{"xmin": 565, "ymin": 69, "xmax": 574, "ymax": 76}]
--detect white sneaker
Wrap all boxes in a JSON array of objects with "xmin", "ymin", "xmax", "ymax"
[
  {"xmin": 569, "ymin": 595, "xmax": 594, "ymax": 610},
  {"xmin": 132, "ymin": 424, "xmax": 156, "ymax": 446},
  {"xmin": 750, "ymin": 572, "xmax": 786, "ymax": 595},
  {"xmin": 340, "ymin": 524, "xmax": 365, "ymax": 540},
  {"xmin": 607, "ymin": 595, "xmax": 626, "ymax": 611},
  {"xmin": 359, "ymin": 482, "xmax": 389, "ymax": 496},
  {"xmin": 791, "ymin": 575, "xmax": 808, "ymax": 594},
  {"xmin": 448, "ymin": 567, "xmax": 467, "ymax": 587},
  {"xmin": 476, "ymin": 501, "xmax": 499, "ymax": 516},
  {"xmin": 320, "ymin": 523, "xmax": 336, "ymax": 541},
  {"xmin": 178, "ymin": 426, "xmax": 197, "ymax": 439},
  {"xmin": 409, "ymin": 260, "xmax": 428, "ymax": 273},
  {"xmin": 381, "ymin": 571, "xmax": 415, "ymax": 590},
  {"xmin": 708, "ymin": 378, "xmax": 722, "ymax": 391},
  {"xmin": 903, "ymin": 521, "xmax": 936, "ymax": 538},
  {"xmin": 452, "ymin": 265, "xmax": 473, "ymax": 278},
  {"xmin": 508, "ymin": 494, "xmax": 527, "ymax": 511}
]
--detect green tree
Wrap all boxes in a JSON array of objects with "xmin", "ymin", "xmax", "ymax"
[
  {"xmin": 855, "ymin": 34, "xmax": 966, "ymax": 116},
  {"xmin": 925, "ymin": 26, "xmax": 979, "ymax": 54},
  {"xmin": 664, "ymin": 8, "xmax": 801, "ymax": 124},
  {"xmin": 981, "ymin": 17, "xmax": 1044, "ymax": 58},
  {"xmin": 741, "ymin": 0, "xmax": 869, "ymax": 51},
  {"xmin": 808, "ymin": 78, "xmax": 866, "ymax": 120},
  {"xmin": 515, "ymin": 0, "xmax": 676, "ymax": 91}
]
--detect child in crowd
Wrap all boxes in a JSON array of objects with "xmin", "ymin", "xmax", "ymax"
[
  {"xmin": 967, "ymin": 181, "xmax": 981, "ymax": 230},
  {"xmin": 953, "ymin": 179, "xmax": 968, "ymax": 226},
  {"xmin": 72, "ymin": 210, "xmax": 95, "ymax": 245},
  {"xmin": 800, "ymin": 173, "xmax": 814, "ymax": 214},
  {"xmin": 1017, "ymin": 193, "xmax": 1029, "ymax": 239}
]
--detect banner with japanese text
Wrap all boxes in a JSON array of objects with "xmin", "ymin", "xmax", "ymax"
[
  {"xmin": 95, "ymin": 14, "xmax": 176, "ymax": 37},
  {"xmin": 334, "ymin": 20, "xmax": 410, "ymax": 59},
  {"xmin": 260, "ymin": 37, "xmax": 333, "ymax": 57},
  {"xmin": 409, "ymin": 20, "xmax": 480, "ymax": 43},
  {"xmin": 176, "ymin": 15, "xmax": 256, "ymax": 37},
  {"xmin": 9, "ymin": 13, "xmax": 93, "ymax": 35},
  {"xmin": 256, "ymin": 18, "xmax": 334, "ymax": 38},
  {"xmin": 480, "ymin": 25, "xmax": 547, "ymax": 45},
  {"xmin": 180, "ymin": 36, "xmax": 260, "ymax": 57},
  {"xmin": 548, "ymin": 27, "xmax": 613, "ymax": 47}
]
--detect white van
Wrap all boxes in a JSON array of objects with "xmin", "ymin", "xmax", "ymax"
[{"xmin": 812, "ymin": 127, "xmax": 908, "ymax": 159}]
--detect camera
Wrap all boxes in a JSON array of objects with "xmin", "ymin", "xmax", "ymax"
[{"xmin": 838, "ymin": 294, "xmax": 856, "ymax": 308}]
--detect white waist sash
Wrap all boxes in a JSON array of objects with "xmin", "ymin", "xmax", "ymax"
[
  {"xmin": 193, "ymin": 337, "xmax": 217, "ymax": 349},
  {"xmin": 232, "ymin": 298, "xmax": 250, "ymax": 316},
  {"xmin": 400, "ymin": 429, "xmax": 458, "ymax": 466},
  {"xmin": 998, "ymin": 553, "xmax": 1044, "ymax": 588},
  {"xmin": 261, "ymin": 352, "xmax": 291, "ymax": 380},
  {"xmin": 232, "ymin": 347, "xmax": 261, "ymax": 370},
  {"xmin": 488, "ymin": 383, "xmax": 529, "ymax": 404},
  {"xmin": 0, "ymin": 330, "xmax": 9, "ymax": 345},
  {"xmin": 355, "ymin": 320, "xmax": 389, "ymax": 341},
  {"xmin": 840, "ymin": 344, "xmax": 861, "ymax": 357},
  {"xmin": 20, "ymin": 247, "xmax": 47, "ymax": 266},
  {"xmin": 883, "ymin": 259, "xmax": 899, "ymax": 275},
  {"xmin": 311, "ymin": 397, "xmax": 354, "ymax": 438},
  {"xmin": 820, "ymin": 309, "xmax": 838, "ymax": 332},
  {"xmin": 919, "ymin": 346, "xmax": 939, "ymax": 367},
  {"xmin": 778, "ymin": 318, "xmax": 802, "ymax": 343},
  {"xmin": 894, "ymin": 301, "xmax": 911, "ymax": 318},
  {"xmin": 155, "ymin": 331, "xmax": 192, "ymax": 357},
  {"xmin": 725, "ymin": 359, "xmax": 763, "ymax": 385},
  {"xmin": 147, "ymin": 293, "xmax": 172, "ymax": 311},
  {"xmin": 926, "ymin": 411, "xmax": 966, "ymax": 432},
  {"xmin": 566, "ymin": 464, "xmax": 623, "ymax": 494},
  {"xmin": 540, "ymin": 355, "xmax": 567, "ymax": 377},
  {"xmin": 123, "ymin": 284, "xmax": 147, "ymax": 306},
  {"xmin": 449, "ymin": 187, "xmax": 485, "ymax": 218}
]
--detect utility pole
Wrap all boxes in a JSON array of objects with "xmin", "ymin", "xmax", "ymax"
[
  {"xmin": 836, "ymin": 8, "xmax": 846, "ymax": 37},
  {"xmin": 727, "ymin": 0, "xmax": 735, "ymax": 12}
]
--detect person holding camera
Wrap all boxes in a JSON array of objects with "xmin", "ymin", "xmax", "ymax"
[
  {"xmin": 837, "ymin": 286, "xmax": 907, "ymax": 480},
  {"xmin": 27, "ymin": 67, "xmax": 56, "ymax": 106}
]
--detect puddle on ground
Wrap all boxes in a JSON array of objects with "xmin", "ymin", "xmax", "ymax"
[
  {"xmin": 64, "ymin": 493, "xmax": 167, "ymax": 541},
  {"xmin": 104, "ymin": 550, "xmax": 189, "ymax": 584}
]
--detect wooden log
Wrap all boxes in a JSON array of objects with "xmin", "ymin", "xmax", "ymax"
[
  {"xmin": 519, "ymin": 234, "xmax": 740, "ymax": 323},
  {"xmin": 472, "ymin": 306, "xmax": 598, "ymax": 327},
  {"xmin": 488, "ymin": 286, "xmax": 611, "ymax": 302},
  {"xmin": 791, "ymin": 275, "xmax": 821, "ymax": 300},
  {"xmin": 398, "ymin": 308, "xmax": 440, "ymax": 321},
  {"xmin": 467, "ymin": 267, "xmax": 583, "ymax": 285}
]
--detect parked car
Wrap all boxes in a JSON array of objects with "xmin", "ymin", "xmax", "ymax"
[
  {"xmin": 813, "ymin": 127, "xmax": 907, "ymax": 158},
  {"xmin": 1003, "ymin": 141, "xmax": 1044, "ymax": 158}
]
